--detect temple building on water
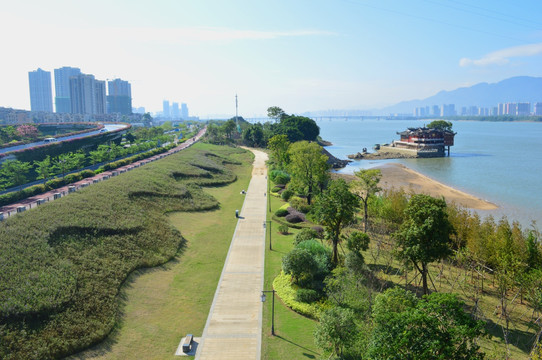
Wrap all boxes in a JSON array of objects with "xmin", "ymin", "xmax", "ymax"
[{"xmin": 382, "ymin": 127, "xmax": 456, "ymax": 157}]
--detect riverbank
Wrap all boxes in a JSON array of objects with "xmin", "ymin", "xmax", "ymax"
[{"xmin": 334, "ymin": 162, "xmax": 497, "ymax": 210}]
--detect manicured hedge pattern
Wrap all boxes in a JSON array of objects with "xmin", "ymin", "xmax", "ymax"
[
  {"xmin": 0, "ymin": 146, "xmax": 173, "ymax": 207},
  {"xmin": 0, "ymin": 144, "xmax": 248, "ymax": 360}
]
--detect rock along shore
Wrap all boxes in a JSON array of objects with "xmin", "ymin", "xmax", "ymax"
[{"xmin": 348, "ymin": 151, "xmax": 418, "ymax": 160}]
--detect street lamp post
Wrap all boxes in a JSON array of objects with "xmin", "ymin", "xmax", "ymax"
[
  {"xmin": 260, "ymin": 290, "xmax": 276, "ymax": 336},
  {"xmin": 264, "ymin": 220, "xmax": 272, "ymax": 250}
]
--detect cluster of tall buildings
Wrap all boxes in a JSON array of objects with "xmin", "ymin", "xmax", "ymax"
[
  {"xmin": 162, "ymin": 100, "xmax": 189, "ymax": 120},
  {"xmin": 414, "ymin": 102, "xmax": 542, "ymax": 117},
  {"xmin": 28, "ymin": 67, "xmax": 132, "ymax": 115}
]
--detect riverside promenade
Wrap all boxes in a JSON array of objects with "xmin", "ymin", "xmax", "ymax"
[{"xmin": 195, "ymin": 149, "xmax": 268, "ymax": 360}]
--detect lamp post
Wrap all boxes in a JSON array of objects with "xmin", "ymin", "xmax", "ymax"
[
  {"xmin": 260, "ymin": 290, "xmax": 276, "ymax": 336},
  {"xmin": 263, "ymin": 220, "xmax": 272, "ymax": 250}
]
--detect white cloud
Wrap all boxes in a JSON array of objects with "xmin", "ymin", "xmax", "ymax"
[
  {"xmin": 107, "ymin": 27, "xmax": 335, "ymax": 45},
  {"xmin": 460, "ymin": 43, "xmax": 542, "ymax": 67}
]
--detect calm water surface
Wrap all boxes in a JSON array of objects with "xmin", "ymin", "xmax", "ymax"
[{"xmin": 318, "ymin": 119, "xmax": 542, "ymax": 227}]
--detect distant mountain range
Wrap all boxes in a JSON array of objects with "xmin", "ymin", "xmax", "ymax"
[{"xmin": 304, "ymin": 76, "xmax": 542, "ymax": 117}]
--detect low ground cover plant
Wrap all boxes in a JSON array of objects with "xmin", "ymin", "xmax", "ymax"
[{"xmin": 0, "ymin": 144, "xmax": 248, "ymax": 359}]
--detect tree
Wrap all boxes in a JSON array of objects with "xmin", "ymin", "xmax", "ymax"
[
  {"xmin": 34, "ymin": 156, "xmax": 53, "ymax": 183},
  {"xmin": 288, "ymin": 141, "xmax": 329, "ymax": 205},
  {"xmin": 368, "ymin": 288, "xmax": 486, "ymax": 360},
  {"xmin": 267, "ymin": 106, "xmax": 286, "ymax": 121},
  {"xmin": 0, "ymin": 160, "xmax": 32, "ymax": 190},
  {"xmin": 279, "ymin": 115, "xmax": 319, "ymax": 142},
  {"xmin": 267, "ymin": 134, "xmax": 290, "ymax": 169},
  {"xmin": 427, "ymin": 120, "xmax": 453, "ymax": 131},
  {"xmin": 222, "ymin": 119, "xmax": 237, "ymax": 139},
  {"xmin": 142, "ymin": 112, "xmax": 153, "ymax": 126},
  {"xmin": 72, "ymin": 150, "xmax": 86, "ymax": 169},
  {"xmin": 89, "ymin": 146, "xmax": 109, "ymax": 165},
  {"xmin": 345, "ymin": 231, "xmax": 370, "ymax": 273},
  {"xmin": 314, "ymin": 307, "xmax": 358, "ymax": 358},
  {"xmin": 16, "ymin": 124, "xmax": 38, "ymax": 139},
  {"xmin": 351, "ymin": 169, "xmax": 382, "ymax": 231},
  {"xmin": 53, "ymin": 153, "xmax": 78, "ymax": 177},
  {"xmin": 314, "ymin": 179, "xmax": 359, "ymax": 266},
  {"xmin": 282, "ymin": 248, "xmax": 318, "ymax": 285},
  {"xmin": 242, "ymin": 123, "xmax": 264, "ymax": 147},
  {"xmin": 394, "ymin": 194, "xmax": 454, "ymax": 295}
]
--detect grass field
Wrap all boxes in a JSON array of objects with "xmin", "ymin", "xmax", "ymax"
[
  {"xmin": 261, "ymin": 190, "xmax": 320, "ymax": 360},
  {"xmin": 69, "ymin": 145, "xmax": 254, "ymax": 359}
]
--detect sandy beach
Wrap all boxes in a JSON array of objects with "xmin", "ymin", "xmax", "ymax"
[{"xmin": 334, "ymin": 163, "xmax": 498, "ymax": 210}]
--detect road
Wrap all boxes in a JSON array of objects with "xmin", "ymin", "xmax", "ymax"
[{"xmin": 0, "ymin": 123, "xmax": 128, "ymax": 155}]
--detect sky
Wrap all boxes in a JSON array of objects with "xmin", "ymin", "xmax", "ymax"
[{"xmin": 2, "ymin": 0, "xmax": 542, "ymax": 118}]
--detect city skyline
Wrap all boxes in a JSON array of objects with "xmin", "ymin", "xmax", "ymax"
[{"xmin": 3, "ymin": 0, "xmax": 542, "ymax": 117}]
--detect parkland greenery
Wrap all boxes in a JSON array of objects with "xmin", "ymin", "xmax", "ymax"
[
  {"xmin": 257, "ymin": 106, "xmax": 542, "ymax": 359},
  {"xmin": 0, "ymin": 143, "xmax": 249, "ymax": 359}
]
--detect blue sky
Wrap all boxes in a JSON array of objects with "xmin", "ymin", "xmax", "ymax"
[{"xmin": 2, "ymin": 0, "xmax": 542, "ymax": 117}]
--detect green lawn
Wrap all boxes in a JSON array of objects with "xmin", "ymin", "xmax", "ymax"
[
  {"xmin": 261, "ymin": 188, "xmax": 320, "ymax": 360},
  {"xmin": 69, "ymin": 146, "xmax": 254, "ymax": 360}
]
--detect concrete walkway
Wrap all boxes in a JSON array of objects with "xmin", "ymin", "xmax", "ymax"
[{"xmin": 195, "ymin": 149, "xmax": 268, "ymax": 360}]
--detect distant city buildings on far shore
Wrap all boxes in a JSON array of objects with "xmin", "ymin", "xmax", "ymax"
[
  {"xmin": 414, "ymin": 101, "xmax": 542, "ymax": 117},
  {"xmin": 28, "ymin": 67, "xmax": 133, "ymax": 116},
  {"xmin": 161, "ymin": 99, "xmax": 193, "ymax": 120},
  {"xmin": 28, "ymin": 68, "xmax": 53, "ymax": 112}
]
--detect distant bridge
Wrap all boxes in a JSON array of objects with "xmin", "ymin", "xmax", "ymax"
[{"xmin": 243, "ymin": 115, "xmax": 406, "ymax": 123}]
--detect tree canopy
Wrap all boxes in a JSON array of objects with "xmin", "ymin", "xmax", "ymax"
[
  {"xmin": 427, "ymin": 120, "xmax": 453, "ymax": 131},
  {"xmin": 267, "ymin": 134, "xmax": 290, "ymax": 169},
  {"xmin": 287, "ymin": 141, "xmax": 329, "ymax": 205},
  {"xmin": 314, "ymin": 178, "xmax": 359, "ymax": 266},
  {"xmin": 279, "ymin": 115, "xmax": 319, "ymax": 142},
  {"xmin": 394, "ymin": 194, "xmax": 454, "ymax": 295},
  {"xmin": 368, "ymin": 288, "xmax": 486, "ymax": 360},
  {"xmin": 351, "ymin": 168, "xmax": 382, "ymax": 231},
  {"xmin": 267, "ymin": 106, "xmax": 286, "ymax": 121}
]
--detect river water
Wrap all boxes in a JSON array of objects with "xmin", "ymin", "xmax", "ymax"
[{"xmin": 318, "ymin": 118, "xmax": 542, "ymax": 228}]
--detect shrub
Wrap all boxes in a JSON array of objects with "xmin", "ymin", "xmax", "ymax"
[
  {"xmin": 269, "ymin": 170, "xmax": 290, "ymax": 185},
  {"xmin": 45, "ymin": 178, "xmax": 65, "ymax": 189},
  {"xmin": 80, "ymin": 169, "xmax": 95, "ymax": 178},
  {"xmin": 271, "ymin": 186, "xmax": 282, "ymax": 193},
  {"xmin": 285, "ymin": 213, "xmax": 304, "ymax": 223},
  {"xmin": 275, "ymin": 208, "xmax": 289, "ymax": 217},
  {"xmin": 296, "ymin": 239, "xmax": 332, "ymax": 279},
  {"xmin": 273, "ymin": 272, "xmax": 322, "ymax": 319},
  {"xmin": 281, "ymin": 188, "xmax": 294, "ymax": 201},
  {"xmin": 285, "ymin": 207, "xmax": 306, "ymax": 223},
  {"xmin": 278, "ymin": 224, "xmax": 289, "ymax": 234},
  {"xmin": 282, "ymin": 248, "xmax": 319, "ymax": 285},
  {"xmin": 311, "ymin": 226, "xmax": 324, "ymax": 238},
  {"xmin": 294, "ymin": 228, "xmax": 319, "ymax": 245},
  {"xmin": 289, "ymin": 197, "xmax": 311, "ymax": 214},
  {"xmin": 296, "ymin": 288, "xmax": 321, "ymax": 303},
  {"xmin": 64, "ymin": 173, "xmax": 83, "ymax": 184}
]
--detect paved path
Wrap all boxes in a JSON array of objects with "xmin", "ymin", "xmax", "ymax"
[
  {"xmin": 195, "ymin": 149, "xmax": 268, "ymax": 360},
  {"xmin": 0, "ymin": 127, "xmax": 206, "ymax": 219}
]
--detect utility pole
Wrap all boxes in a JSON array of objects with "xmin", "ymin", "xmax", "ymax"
[{"xmin": 235, "ymin": 94, "xmax": 241, "ymax": 133}]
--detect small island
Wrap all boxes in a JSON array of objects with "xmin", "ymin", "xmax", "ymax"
[{"xmin": 349, "ymin": 120, "xmax": 456, "ymax": 160}]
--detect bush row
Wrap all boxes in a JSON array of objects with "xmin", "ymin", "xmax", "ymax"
[
  {"xmin": 272, "ymin": 272, "xmax": 322, "ymax": 319},
  {"xmin": 0, "ymin": 145, "xmax": 175, "ymax": 208}
]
